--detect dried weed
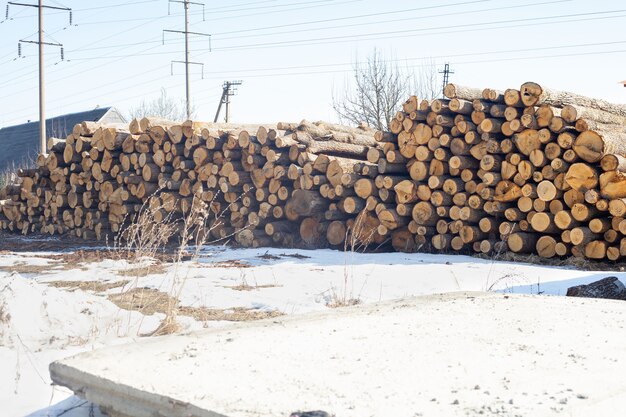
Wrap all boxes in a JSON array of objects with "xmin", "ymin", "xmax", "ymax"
[
  {"xmin": 0, "ymin": 301, "xmax": 10, "ymax": 324},
  {"xmin": 0, "ymin": 262, "xmax": 57, "ymax": 275},
  {"xmin": 179, "ymin": 306, "xmax": 283, "ymax": 322},
  {"xmin": 116, "ymin": 263, "xmax": 168, "ymax": 277},
  {"xmin": 326, "ymin": 298, "xmax": 362, "ymax": 309},
  {"xmin": 199, "ymin": 259, "xmax": 251, "ymax": 268},
  {"xmin": 226, "ymin": 283, "xmax": 282, "ymax": 291},
  {"xmin": 108, "ymin": 287, "xmax": 282, "ymax": 325},
  {"xmin": 45, "ymin": 280, "xmax": 129, "ymax": 293}
]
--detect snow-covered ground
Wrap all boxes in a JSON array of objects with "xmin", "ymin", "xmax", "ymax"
[{"xmin": 0, "ymin": 243, "xmax": 624, "ymax": 417}]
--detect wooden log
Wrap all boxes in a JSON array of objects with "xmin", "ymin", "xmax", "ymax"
[
  {"xmin": 536, "ymin": 235, "xmax": 557, "ymax": 258},
  {"xmin": 443, "ymin": 84, "xmax": 483, "ymax": 101},
  {"xmin": 412, "ymin": 202, "xmax": 438, "ymax": 226},
  {"xmin": 520, "ymin": 82, "xmax": 626, "ymax": 116},
  {"xmin": 572, "ymin": 129, "xmax": 626, "ymax": 163},
  {"xmin": 600, "ymin": 154, "xmax": 626, "ymax": 172},
  {"xmin": 598, "ymin": 171, "xmax": 626, "ymax": 199},
  {"xmin": 508, "ymin": 233, "xmax": 538, "ymax": 253},
  {"xmin": 289, "ymin": 190, "xmax": 326, "ymax": 216},
  {"xmin": 584, "ymin": 241, "xmax": 608, "ymax": 260},
  {"xmin": 564, "ymin": 163, "xmax": 598, "ymax": 192}
]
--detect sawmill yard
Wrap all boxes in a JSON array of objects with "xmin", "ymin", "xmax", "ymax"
[
  {"xmin": 0, "ymin": 231, "xmax": 625, "ymax": 417},
  {"xmin": 2, "ymin": 79, "xmax": 626, "ymax": 416},
  {"xmin": 2, "ymin": 0, "xmax": 626, "ymax": 415}
]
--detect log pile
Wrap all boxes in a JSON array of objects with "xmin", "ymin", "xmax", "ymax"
[
  {"xmin": 385, "ymin": 81, "xmax": 626, "ymax": 260},
  {"xmin": 1, "ymin": 81, "xmax": 626, "ymax": 262},
  {"xmin": 0, "ymin": 118, "xmax": 386, "ymax": 248}
]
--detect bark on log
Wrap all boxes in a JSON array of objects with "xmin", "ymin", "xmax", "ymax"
[
  {"xmin": 566, "ymin": 277, "xmax": 626, "ymax": 300},
  {"xmin": 520, "ymin": 82, "xmax": 626, "ymax": 117}
]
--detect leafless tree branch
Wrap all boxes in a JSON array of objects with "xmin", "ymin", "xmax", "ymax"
[
  {"xmin": 128, "ymin": 88, "xmax": 196, "ymax": 121},
  {"xmin": 333, "ymin": 50, "xmax": 439, "ymax": 131}
]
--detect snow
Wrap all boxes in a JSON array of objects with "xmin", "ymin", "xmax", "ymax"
[
  {"xmin": 0, "ymin": 245, "xmax": 624, "ymax": 416},
  {"xmin": 50, "ymin": 292, "xmax": 626, "ymax": 417}
]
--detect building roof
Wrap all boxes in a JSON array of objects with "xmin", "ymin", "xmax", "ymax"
[{"xmin": 0, "ymin": 107, "xmax": 126, "ymax": 171}]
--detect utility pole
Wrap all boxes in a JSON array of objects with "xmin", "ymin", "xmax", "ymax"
[
  {"xmin": 38, "ymin": 0, "xmax": 44, "ymax": 155},
  {"xmin": 214, "ymin": 81, "xmax": 242, "ymax": 123},
  {"xmin": 7, "ymin": 1, "xmax": 71, "ymax": 155},
  {"xmin": 439, "ymin": 63, "xmax": 454, "ymax": 97},
  {"xmin": 164, "ymin": 0, "xmax": 210, "ymax": 119}
]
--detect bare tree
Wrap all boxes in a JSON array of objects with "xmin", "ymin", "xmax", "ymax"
[
  {"xmin": 410, "ymin": 57, "xmax": 440, "ymax": 104},
  {"xmin": 333, "ymin": 50, "xmax": 439, "ymax": 131},
  {"xmin": 128, "ymin": 88, "xmax": 195, "ymax": 121}
]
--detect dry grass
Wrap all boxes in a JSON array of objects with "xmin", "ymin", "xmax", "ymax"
[
  {"xmin": 45, "ymin": 279, "xmax": 129, "ymax": 293},
  {"xmin": 179, "ymin": 306, "xmax": 283, "ymax": 322},
  {"xmin": 0, "ymin": 301, "xmax": 10, "ymax": 324},
  {"xmin": 107, "ymin": 287, "xmax": 283, "ymax": 325},
  {"xmin": 149, "ymin": 314, "xmax": 182, "ymax": 336},
  {"xmin": 476, "ymin": 251, "xmax": 626, "ymax": 272},
  {"xmin": 225, "ymin": 283, "xmax": 282, "ymax": 291},
  {"xmin": 256, "ymin": 252, "xmax": 311, "ymax": 261},
  {"xmin": 0, "ymin": 262, "xmax": 57, "ymax": 275},
  {"xmin": 198, "ymin": 259, "xmax": 251, "ymax": 268},
  {"xmin": 108, "ymin": 287, "xmax": 171, "ymax": 316},
  {"xmin": 115, "ymin": 263, "xmax": 168, "ymax": 277},
  {"xmin": 327, "ymin": 211, "xmax": 371, "ymax": 308},
  {"xmin": 326, "ymin": 298, "xmax": 361, "ymax": 309}
]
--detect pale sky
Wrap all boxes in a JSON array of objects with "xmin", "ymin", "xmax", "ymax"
[{"xmin": 0, "ymin": 0, "xmax": 625, "ymax": 128}]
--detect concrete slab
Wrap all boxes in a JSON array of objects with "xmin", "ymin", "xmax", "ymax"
[{"xmin": 50, "ymin": 292, "xmax": 626, "ymax": 417}]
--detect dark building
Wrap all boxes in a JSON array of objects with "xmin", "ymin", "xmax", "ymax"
[{"xmin": 0, "ymin": 107, "xmax": 126, "ymax": 171}]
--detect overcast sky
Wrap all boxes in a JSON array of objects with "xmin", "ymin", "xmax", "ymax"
[{"xmin": 0, "ymin": 0, "xmax": 624, "ymax": 127}]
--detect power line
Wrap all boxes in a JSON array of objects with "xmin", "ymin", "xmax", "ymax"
[
  {"xmin": 0, "ymin": 0, "xmax": 362, "ymax": 88},
  {"xmin": 4, "ymin": 22, "xmax": 626, "ymax": 113},
  {"xmin": 42, "ymin": 8, "xmax": 626, "ymax": 62},
  {"xmin": 4, "ymin": 42, "xmax": 626, "ymax": 127},
  {"xmin": 56, "ymin": 0, "xmax": 542, "ymax": 54},
  {"xmin": 208, "ymin": 8, "xmax": 626, "ymax": 52},
  {"xmin": 210, "ymin": 0, "xmax": 495, "ymax": 37},
  {"xmin": 210, "ymin": 0, "xmax": 569, "ymax": 42},
  {"xmin": 5, "ymin": 42, "xmax": 626, "ymax": 124},
  {"xmin": 2, "ymin": 2, "xmax": 625, "ymax": 123},
  {"xmin": 21, "ymin": 0, "xmax": 576, "ymax": 65}
]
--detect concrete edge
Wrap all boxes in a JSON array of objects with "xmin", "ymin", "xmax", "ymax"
[{"xmin": 50, "ymin": 362, "xmax": 227, "ymax": 417}]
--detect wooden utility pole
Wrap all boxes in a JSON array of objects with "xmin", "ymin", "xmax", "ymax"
[
  {"xmin": 439, "ymin": 63, "xmax": 454, "ymax": 98},
  {"xmin": 183, "ymin": 0, "xmax": 190, "ymax": 119},
  {"xmin": 8, "ymin": 1, "xmax": 71, "ymax": 155},
  {"xmin": 214, "ymin": 80, "xmax": 242, "ymax": 123},
  {"xmin": 164, "ymin": 0, "xmax": 209, "ymax": 119},
  {"xmin": 38, "ymin": 0, "xmax": 44, "ymax": 155}
]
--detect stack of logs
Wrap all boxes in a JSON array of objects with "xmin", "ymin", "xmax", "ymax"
[
  {"xmin": 2, "ymin": 81, "xmax": 626, "ymax": 261},
  {"xmin": 387, "ymin": 81, "xmax": 626, "ymax": 260}
]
